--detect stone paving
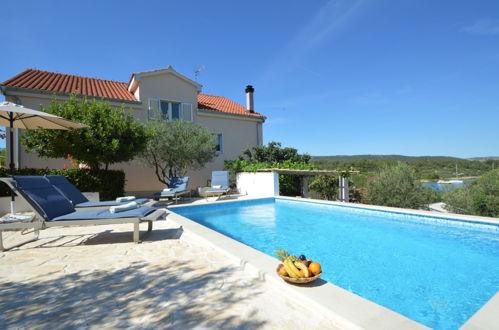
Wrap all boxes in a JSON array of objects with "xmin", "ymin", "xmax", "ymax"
[{"xmin": 0, "ymin": 199, "xmax": 339, "ymax": 329}]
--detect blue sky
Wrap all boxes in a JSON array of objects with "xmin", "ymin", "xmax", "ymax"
[{"xmin": 1, "ymin": 0, "xmax": 498, "ymax": 158}]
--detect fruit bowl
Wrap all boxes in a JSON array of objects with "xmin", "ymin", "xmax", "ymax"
[{"xmin": 276, "ymin": 265, "xmax": 322, "ymax": 284}]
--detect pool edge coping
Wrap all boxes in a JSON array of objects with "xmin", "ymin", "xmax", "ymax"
[
  {"xmin": 461, "ymin": 292, "xmax": 499, "ymax": 329},
  {"xmin": 167, "ymin": 198, "xmax": 432, "ymax": 330},
  {"xmin": 275, "ymin": 196, "xmax": 499, "ymax": 227}
]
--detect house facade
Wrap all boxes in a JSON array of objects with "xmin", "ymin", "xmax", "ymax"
[{"xmin": 0, "ymin": 66, "xmax": 265, "ymax": 194}]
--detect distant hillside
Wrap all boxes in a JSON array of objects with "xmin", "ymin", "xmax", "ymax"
[
  {"xmin": 311, "ymin": 155, "xmax": 466, "ymax": 162},
  {"xmin": 468, "ymin": 156, "xmax": 499, "ymax": 161}
]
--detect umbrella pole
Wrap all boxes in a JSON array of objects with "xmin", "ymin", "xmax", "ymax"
[
  {"xmin": 9, "ymin": 113, "xmax": 15, "ymax": 170},
  {"xmin": 9, "ymin": 114, "xmax": 16, "ymax": 215}
]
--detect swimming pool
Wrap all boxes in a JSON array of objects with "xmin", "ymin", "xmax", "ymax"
[{"xmin": 173, "ymin": 198, "xmax": 499, "ymax": 329}]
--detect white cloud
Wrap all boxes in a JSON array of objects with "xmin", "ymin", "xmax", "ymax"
[
  {"xmin": 463, "ymin": 19, "xmax": 499, "ymax": 36},
  {"xmin": 290, "ymin": 0, "xmax": 365, "ymax": 50},
  {"xmin": 258, "ymin": 0, "xmax": 367, "ymax": 82}
]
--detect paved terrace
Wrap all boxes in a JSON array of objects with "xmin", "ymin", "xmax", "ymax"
[{"xmin": 0, "ymin": 197, "xmax": 338, "ymax": 329}]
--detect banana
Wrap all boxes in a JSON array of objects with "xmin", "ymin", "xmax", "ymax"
[
  {"xmin": 294, "ymin": 261, "xmax": 310, "ymax": 277},
  {"xmin": 283, "ymin": 259, "xmax": 299, "ymax": 278},
  {"xmin": 284, "ymin": 257, "xmax": 302, "ymax": 278}
]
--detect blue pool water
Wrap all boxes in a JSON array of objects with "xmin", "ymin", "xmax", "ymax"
[{"xmin": 174, "ymin": 198, "xmax": 499, "ymax": 329}]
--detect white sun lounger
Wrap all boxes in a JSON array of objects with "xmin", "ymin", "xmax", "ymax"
[{"xmin": 203, "ymin": 171, "xmax": 231, "ymax": 200}]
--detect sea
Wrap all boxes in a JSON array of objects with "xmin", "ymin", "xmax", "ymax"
[{"xmin": 422, "ymin": 180, "xmax": 472, "ymax": 194}]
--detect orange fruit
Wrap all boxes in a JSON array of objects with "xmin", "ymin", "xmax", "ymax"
[{"xmin": 308, "ymin": 262, "xmax": 321, "ymax": 275}]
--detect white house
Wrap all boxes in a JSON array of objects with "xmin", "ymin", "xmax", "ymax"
[{"xmin": 0, "ymin": 66, "xmax": 265, "ymax": 194}]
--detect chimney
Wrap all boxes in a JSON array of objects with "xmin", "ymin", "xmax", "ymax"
[{"xmin": 245, "ymin": 85, "xmax": 254, "ymax": 113}]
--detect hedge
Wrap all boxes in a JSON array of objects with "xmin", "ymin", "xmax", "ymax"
[{"xmin": 0, "ymin": 168, "xmax": 125, "ymax": 201}]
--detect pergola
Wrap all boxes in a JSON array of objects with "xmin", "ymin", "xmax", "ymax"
[{"xmin": 264, "ymin": 169, "xmax": 359, "ymax": 201}]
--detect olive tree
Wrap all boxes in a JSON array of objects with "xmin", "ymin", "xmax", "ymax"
[
  {"xmin": 22, "ymin": 95, "xmax": 148, "ymax": 170},
  {"xmin": 443, "ymin": 169, "xmax": 499, "ymax": 217},
  {"xmin": 364, "ymin": 163, "xmax": 438, "ymax": 209},
  {"xmin": 140, "ymin": 120, "xmax": 217, "ymax": 185}
]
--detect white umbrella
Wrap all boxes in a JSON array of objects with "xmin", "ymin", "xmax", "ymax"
[
  {"xmin": 0, "ymin": 101, "xmax": 88, "ymax": 213},
  {"xmin": 0, "ymin": 102, "xmax": 87, "ymax": 169}
]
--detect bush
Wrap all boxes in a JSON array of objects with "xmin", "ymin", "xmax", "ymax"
[
  {"xmin": 426, "ymin": 172, "xmax": 440, "ymax": 180},
  {"xmin": 443, "ymin": 169, "xmax": 499, "ymax": 217},
  {"xmin": 224, "ymin": 159, "xmax": 314, "ymax": 196},
  {"xmin": 0, "ymin": 168, "xmax": 125, "ymax": 201},
  {"xmin": 309, "ymin": 175, "xmax": 339, "ymax": 200},
  {"xmin": 241, "ymin": 141, "xmax": 311, "ymax": 164},
  {"xmin": 364, "ymin": 163, "xmax": 438, "ymax": 209}
]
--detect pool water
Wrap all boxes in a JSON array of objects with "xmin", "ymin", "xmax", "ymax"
[{"xmin": 174, "ymin": 198, "xmax": 499, "ymax": 329}]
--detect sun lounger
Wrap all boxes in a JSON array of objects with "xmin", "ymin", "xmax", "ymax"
[
  {"xmin": 0, "ymin": 176, "xmax": 167, "ymax": 251},
  {"xmin": 45, "ymin": 175, "xmax": 149, "ymax": 208},
  {"xmin": 203, "ymin": 171, "xmax": 231, "ymax": 200},
  {"xmin": 152, "ymin": 177, "xmax": 190, "ymax": 204}
]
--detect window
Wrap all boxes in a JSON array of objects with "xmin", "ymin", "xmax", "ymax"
[
  {"xmin": 148, "ymin": 98, "xmax": 192, "ymax": 122},
  {"xmin": 214, "ymin": 133, "xmax": 223, "ymax": 152}
]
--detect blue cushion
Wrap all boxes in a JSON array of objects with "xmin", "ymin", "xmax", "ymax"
[
  {"xmin": 46, "ymin": 175, "xmax": 149, "ymax": 208},
  {"xmin": 75, "ymin": 198, "xmax": 149, "ymax": 208},
  {"xmin": 12, "ymin": 176, "xmax": 75, "ymax": 220},
  {"xmin": 206, "ymin": 187, "xmax": 229, "ymax": 193},
  {"xmin": 159, "ymin": 189, "xmax": 185, "ymax": 196},
  {"xmin": 45, "ymin": 175, "xmax": 89, "ymax": 205},
  {"xmin": 52, "ymin": 206, "xmax": 157, "ymax": 221}
]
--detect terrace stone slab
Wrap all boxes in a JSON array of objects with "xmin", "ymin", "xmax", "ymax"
[{"xmin": 0, "ymin": 216, "xmax": 339, "ymax": 329}]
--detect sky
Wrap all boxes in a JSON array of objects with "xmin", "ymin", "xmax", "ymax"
[{"xmin": 1, "ymin": 0, "xmax": 498, "ymax": 158}]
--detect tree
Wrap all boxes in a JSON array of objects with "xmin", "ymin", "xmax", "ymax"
[
  {"xmin": 21, "ymin": 95, "xmax": 148, "ymax": 170},
  {"xmin": 443, "ymin": 169, "xmax": 499, "ymax": 217},
  {"xmin": 140, "ymin": 120, "xmax": 217, "ymax": 185},
  {"xmin": 364, "ymin": 163, "xmax": 438, "ymax": 209},
  {"xmin": 227, "ymin": 142, "xmax": 311, "ymax": 196},
  {"xmin": 241, "ymin": 141, "xmax": 311, "ymax": 164}
]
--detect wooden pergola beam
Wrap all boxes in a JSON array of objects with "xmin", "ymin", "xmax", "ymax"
[
  {"xmin": 264, "ymin": 168, "xmax": 360, "ymax": 176},
  {"xmin": 245, "ymin": 168, "xmax": 359, "ymax": 201}
]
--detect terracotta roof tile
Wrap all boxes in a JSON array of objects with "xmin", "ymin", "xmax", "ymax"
[
  {"xmin": 198, "ymin": 93, "xmax": 265, "ymax": 119},
  {"xmin": 1, "ymin": 69, "xmax": 265, "ymax": 119},
  {"xmin": 1, "ymin": 69, "xmax": 137, "ymax": 101}
]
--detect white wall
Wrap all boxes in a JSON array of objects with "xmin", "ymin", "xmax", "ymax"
[{"xmin": 236, "ymin": 172, "xmax": 279, "ymax": 197}]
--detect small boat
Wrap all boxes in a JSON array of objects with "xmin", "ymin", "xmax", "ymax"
[
  {"xmin": 437, "ymin": 164, "xmax": 463, "ymax": 184},
  {"xmin": 437, "ymin": 179, "xmax": 463, "ymax": 184}
]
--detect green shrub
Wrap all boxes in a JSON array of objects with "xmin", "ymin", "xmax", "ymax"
[
  {"xmin": 426, "ymin": 172, "xmax": 441, "ymax": 180},
  {"xmin": 241, "ymin": 141, "xmax": 311, "ymax": 164},
  {"xmin": 443, "ymin": 169, "xmax": 499, "ymax": 217},
  {"xmin": 364, "ymin": 163, "xmax": 438, "ymax": 209},
  {"xmin": 441, "ymin": 187, "xmax": 472, "ymax": 213},
  {"xmin": 224, "ymin": 159, "xmax": 314, "ymax": 196},
  {"xmin": 309, "ymin": 175, "xmax": 338, "ymax": 200},
  {"xmin": 0, "ymin": 168, "xmax": 125, "ymax": 201},
  {"xmin": 349, "ymin": 174, "xmax": 368, "ymax": 188}
]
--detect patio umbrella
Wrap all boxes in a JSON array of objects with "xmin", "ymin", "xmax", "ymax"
[
  {"xmin": 0, "ymin": 102, "xmax": 87, "ymax": 170},
  {"xmin": 0, "ymin": 101, "xmax": 87, "ymax": 213}
]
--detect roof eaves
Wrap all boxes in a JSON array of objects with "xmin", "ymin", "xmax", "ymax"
[
  {"xmin": 198, "ymin": 107, "xmax": 266, "ymax": 120},
  {"xmin": 1, "ymin": 85, "xmax": 142, "ymax": 105}
]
